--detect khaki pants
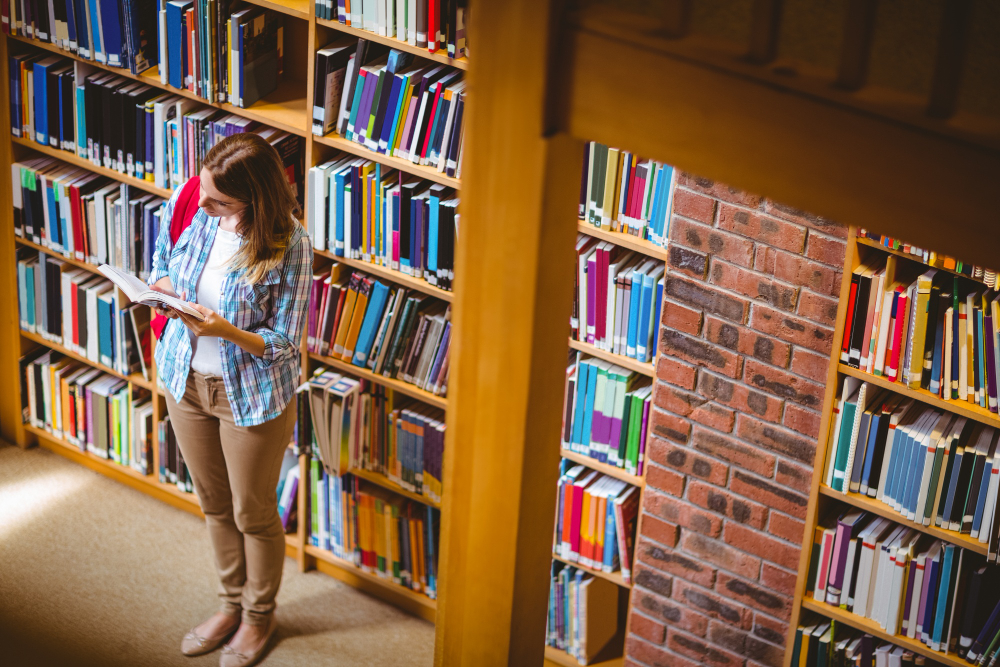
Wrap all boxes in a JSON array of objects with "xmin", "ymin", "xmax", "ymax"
[{"xmin": 165, "ymin": 370, "xmax": 296, "ymax": 626}]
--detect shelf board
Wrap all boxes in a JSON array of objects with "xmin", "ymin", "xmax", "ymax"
[
  {"xmin": 316, "ymin": 17, "xmax": 469, "ymax": 71},
  {"xmin": 15, "ymin": 237, "xmax": 108, "ymax": 277},
  {"xmin": 818, "ymin": 484, "xmax": 988, "ymax": 556},
  {"xmin": 9, "ymin": 34, "xmax": 308, "ymax": 136},
  {"xmin": 577, "ymin": 219, "xmax": 667, "ymax": 261},
  {"xmin": 560, "ymin": 447, "xmax": 644, "ymax": 488},
  {"xmin": 21, "ymin": 329, "xmax": 159, "ymax": 393},
  {"xmin": 307, "ymin": 352, "xmax": 448, "ymax": 409},
  {"xmin": 801, "ymin": 594, "xmax": 969, "ymax": 667},
  {"xmin": 12, "ymin": 136, "xmax": 173, "ymax": 198},
  {"xmin": 243, "ymin": 0, "xmax": 311, "ymax": 19},
  {"xmin": 315, "ymin": 248, "xmax": 453, "ymax": 302},
  {"xmin": 838, "ymin": 364, "xmax": 1000, "ymax": 429},
  {"xmin": 312, "ymin": 132, "xmax": 460, "ymax": 188},
  {"xmin": 349, "ymin": 466, "xmax": 441, "ymax": 508},
  {"xmin": 551, "ymin": 552, "xmax": 631, "ymax": 589},
  {"xmin": 568, "ymin": 339, "xmax": 655, "ymax": 378},
  {"xmin": 857, "ymin": 237, "xmax": 995, "ymax": 287},
  {"xmin": 544, "ymin": 645, "xmax": 624, "ymax": 667}
]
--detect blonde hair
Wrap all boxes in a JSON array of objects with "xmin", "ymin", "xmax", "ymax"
[{"xmin": 203, "ymin": 133, "xmax": 302, "ymax": 285}]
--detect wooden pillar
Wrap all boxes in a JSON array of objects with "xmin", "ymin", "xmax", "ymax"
[{"xmin": 433, "ymin": 0, "xmax": 581, "ymax": 663}]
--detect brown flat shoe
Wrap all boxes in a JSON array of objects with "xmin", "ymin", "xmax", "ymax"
[
  {"xmin": 181, "ymin": 618, "xmax": 240, "ymax": 657},
  {"xmin": 219, "ymin": 617, "xmax": 277, "ymax": 667}
]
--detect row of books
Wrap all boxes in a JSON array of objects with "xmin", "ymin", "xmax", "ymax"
[
  {"xmin": 9, "ymin": 52, "xmax": 304, "ymax": 195},
  {"xmin": 790, "ymin": 624, "xmax": 948, "ymax": 667},
  {"xmin": 156, "ymin": 414, "xmax": 194, "ymax": 493},
  {"xmin": 553, "ymin": 460, "xmax": 640, "ymax": 584},
  {"xmin": 826, "ymin": 377, "xmax": 1000, "ymax": 557},
  {"xmin": 843, "ymin": 259, "xmax": 1000, "ymax": 412},
  {"xmin": 2, "ymin": 0, "xmax": 158, "ymax": 74},
  {"xmin": 308, "ymin": 157, "xmax": 457, "ymax": 290},
  {"xmin": 572, "ymin": 234, "xmax": 664, "ymax": 363},
  {"xmin": 579, "ymin": 141, "xmax": 676, "ymax": 249},
  {"xmin": 306, "ymin": 264, "xmax": 452, "ymax": 396},
  {"xmin": 21, "ymin": 348, "xmax": 154, "ymax": 474},
  {"xmin": 809, "ymin": 510, "xmax": 1000, "ymax": 663},
  {"xmin": 308, "ymin": 459, "xmax": 439, "ymax": 597},
  {"xmin": 859, "ymin": 230, "xmax": 1000, "ymax": 291},
  {"xmin": 302, "ymin": 367, "xmax": 444, "ymax": 503},
  {"xmin": 561, "ymin": 355, "xmax": 653, "ymax": 477},
  {"xmin": 158, "ymin": 1, "xmax": 284, "ymax": 108},
  {"xmin": 314, "ymin": 0, "xmax": 468, "ymax": 61},
  {"xmin": 13, "ymin": 158, "xmax": 166, "ymax": 282},
  {"xmin": 546, "ymin": 561, "xmax": 622, "ymax": 666},
  {"xmin": 312, "ymin": 39, "xmax": 465, "ymax": 177},
  {"xmin": 17, "ymin": 249, "xmax": 153, "ymax": 381}
]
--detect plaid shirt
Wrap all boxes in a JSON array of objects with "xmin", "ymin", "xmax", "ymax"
[{"xmin": 151, "ymin": 184, "xmax": 313, "ymax": 427}]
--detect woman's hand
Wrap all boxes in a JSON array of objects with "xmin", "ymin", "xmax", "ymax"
[
  {"xmin": 177, "ymin": 303, "xmax": 234, "ymax": 338},
  {"xmin": 150, "ymin": 283, "xmax": 182, "ymax": 320}
]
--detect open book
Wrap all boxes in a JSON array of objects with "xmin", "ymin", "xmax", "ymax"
[{"xmin": 98, "ymin": 265, "xmax": 206, "ymax": 321}]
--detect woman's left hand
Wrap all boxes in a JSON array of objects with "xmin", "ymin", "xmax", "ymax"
[{"xmin": 177, "ymin": 303, "xmax": 234, "ymax": 338}]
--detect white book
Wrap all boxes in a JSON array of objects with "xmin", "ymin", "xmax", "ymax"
[
  {"xmin": 407, "ymin": 0, "xmax": 416, "ymax": 44},
  {"xmin": 97, "ymin": 265, "xmax": 204, "ymax": 320},
  {"xmin": 841, "ymin": 381, "xmax": 870, "ymax": 492},
  {"xmin": 862, "ymin": 271, "xmax": 885, "ymax": 371},
  {"xmin": 871, "ymin": 524, "xmax": 907, "ymax": 622},
  {"xmin": 873, "ymin": 288, "xmax": 895, "ymax": 375},
  {"xmin": 825, "ymin": 377, "xmax": 859, "ymax": 487},
  {"xmin": 605, "ymin": 252, "xmax": 637, "ymax": 351},
  {"xmin": 851, "ymin": 517, "xmax": 890, "ymax": 617},
  {"xmin": 875, "ymin": 399, "xmax": 916, "ymax": 501},
  {"xmin": 839, "ymin": 535, "xmax": 860, "ymax": 608},
  {"xmin": 973, "ymin": 437, "xmax": 1000, "ymax": 539},
  {"xmin": 885, "ymin": 531, "xmax": 920, "ymax": 632},
  {"xmin": 980, "ymin": 450, "xmax": 1000, "ymax": 545}
]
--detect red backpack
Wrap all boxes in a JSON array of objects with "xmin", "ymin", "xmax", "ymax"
[{"xmin": 151, "ymin": 176, "xmax": 201, "ymax": 339}]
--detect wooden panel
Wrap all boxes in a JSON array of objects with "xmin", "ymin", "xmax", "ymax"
[
  {"xmin": 312, "ymin": 132, "xmax": 460, "ymax": 188},
  {"xmin": 307, "ymin": 352, "xmax": 448, "ymax": 409},
  {"xmin": 835, "ymin": 0, "xmax": 879, "ymax": 90},
  {"xmin": 568, "ymin": 339, "xmax": 655, "ymax": 378},
  {"xmin": 550, "ymin": 553, "xmax": 631, "ymax": 589},
  {"xmin": 576, "ymin": 220, "xmax": 667, "ymax": 262},
  {"xmin": 314, "ymin": 248, "xmax": 454, "ymax": 301},
  {"xmin": 559, "ymin": 448, "xmax": 645, "ymax": 488},
  {"xmin": 927, "ymin": 0, "xmax": 974, "ymax": 119},
  {"xmin": 316, "ymin": 17, "xmax": 469, "ymax": 71},
  {"xmin": 747, "ymin": 0, "xmax": 783, "ymax": 64}
]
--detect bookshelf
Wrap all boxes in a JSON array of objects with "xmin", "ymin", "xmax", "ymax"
[{"xmin": 0, "ymin": 0, "xmax": 462, "ymax": 626}]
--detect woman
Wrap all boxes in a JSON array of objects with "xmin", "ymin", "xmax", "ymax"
[{"xmin": 149, "ymin": 133, "xmax": 312, "ymax": 667}]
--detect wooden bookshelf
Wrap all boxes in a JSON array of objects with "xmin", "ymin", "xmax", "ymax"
[
  {"xmin": 308, "ymin": 351, "xmax": 448, "ymax": 409},
  {"xmin": 551, "ymin": 552, "xmax": 631, "ymax": 589},
  {"xmin": 316, "ymin": 17, "xmax": 469, "ymax": 71},
  {"xmin": 15, "ymin": 237, "xmax": 110, "ymax": 277},
  {"xmin": 559, "ymin": 447, "xmax": 644, "ymax": 488},
  {"xmin": 245, "ymin": 0, "xmax": 312, "ymax": 20},
  {"xmin": 568, "ymin": 339, "xmax": 655, "ymax": 378},
  {"xmin": 856, "ymin": 237, "xmax": 997, "ymax": 287},
  {"xmin": 577, "ymin": 219, "xmax": 668, "ymax": 261},
  {"xmin": 20, "ymin": 329, "xmax": 159, "ymax": 393},
  {"xmin": 544, "ymin": 645, "xmax": 625, "ymax": 667},
  {"xmin": 312, "ymin": 132, "xmax": 460, "ymax": 188},
  {"xmin": 349, "ymin": 466, "xmax": 441, "ymax": 509},
  {"xmin": 314, "ymin": 248, "xmax": 454, "ymax": 302}
]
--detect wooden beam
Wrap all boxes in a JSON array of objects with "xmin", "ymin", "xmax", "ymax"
[
  {"xmin": 835, "ymin": 0, "xmax": 879, "ymax": 90},
  {"xmin": 661, "ymin": 0, "xmax": 692, "ymax": 39},
  {"xmin": 747, "ymin": 0, "xmax": 783, "ymax": 64},
  {"xmin": 927, "ymin": 0, "xmax": 974, "ymax": 119}
]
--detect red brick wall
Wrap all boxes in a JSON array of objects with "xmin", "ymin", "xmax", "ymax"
[{"xmin": 625, "ymin": 174, "xmax": 848, "ymax": 667}]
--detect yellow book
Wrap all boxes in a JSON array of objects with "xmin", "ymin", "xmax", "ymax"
[
  {"xmin": 340, "ymin": 276, "xmax": 372, "ymax": 362},
  {"xmin": 391, "ymin": 79, "xmax": 414, "ymax": 154},
  {"xmin": 600, "ymin": 147, "xmax": 619, "ymax": 231},
  {"xmin": 332, "ymin": 274, "xmax": 362, "ymax": 357}
]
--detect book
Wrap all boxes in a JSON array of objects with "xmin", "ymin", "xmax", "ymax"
[{"xmin": 97, "ymin": 264, "xmax": 205, "ymax": 320}]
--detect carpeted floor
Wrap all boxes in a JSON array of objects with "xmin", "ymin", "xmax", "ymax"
[{"xmin": 0, "ymin": 443, "xmax": 434, "ymax": 667}]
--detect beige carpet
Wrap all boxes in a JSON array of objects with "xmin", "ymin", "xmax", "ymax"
[{"xmin": 0, "ymin": 443, "xmax": 434, "ymax": 667}]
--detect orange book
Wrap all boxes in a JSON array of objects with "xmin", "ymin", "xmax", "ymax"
[
  {"xmin": 595, "ymin": 493, "xmax": 608, "ymax": 568},
  {"xmin": 332, "ymin": 273, "xmax": 362, "ymax": 357},
  {"xmin": 580, "ymin": 487, "xmax": 594, "ymax": 564},
  {"xmin": 414, "ymin": 514, "xmax": 426, "ymax": 591},
  {"xmin": 341, "ymin": 276, "xmax": 373, "ymax": 361},
  {"xmin": 408, "ymin": 513, "xmax": 422, "ymax": 592}
]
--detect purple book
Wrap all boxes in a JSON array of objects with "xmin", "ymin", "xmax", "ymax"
[
  {"xmin": 638, "ymin": 396, "xmax": 651, "ymax": 476},
  {"xmin": 826, "ymin": 511, "xmax": 866, "ymax": 604},
  {"xmin": 426, "ymin": 322, "xmax": 450, "ymax": 389},
  {"xmin": 586, "ymin": 254, "xmax": 598, "ymax": 345},
  {"xmin": 986, "ymin": 313, "xmax": 997, "ymax": 413},
  {"xmin": 901, "ymin": 557, "xmax": 918, "ymax": 633},
  {"xmin": 307, "ymin": 277, "xmax": 321, "ymax": 351},
  {"xmin": 280, "ymin": 475, "xmax": 298, "ymax": 530},
  {"xmin": 579, "ymin": 143, "xmax": 590, "ymax": 216},
  {"xmin": 608, "ymin": 398, "xmax": 623, "ymax": 468},
  {"xmin": 918, "ymin": 553, "xmax": 940, "ymax": 641},
  {"xmin": 353, "ymin": 70, "xmax": 379, "ymax": 144}
]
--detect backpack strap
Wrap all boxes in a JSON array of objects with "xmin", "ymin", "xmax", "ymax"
[{"xmin": 152, "ymin": 176, "xmax": 201, "ymax": 340}]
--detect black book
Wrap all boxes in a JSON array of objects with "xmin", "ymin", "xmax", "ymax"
[
  {"xmin": 58, "ymin": 68, "xmax": 76, "ymax": 151},
  {"xmin": 848, "ymin": 270, "xmax": 872, "ymax": 369},
  {"xmin": 337, "ymin": 40, "xmax": 388, "ymax": 136},
  {"xmin": 44, "ymin": 64, "xmax": 63, "ymax": 149},
  {"xmin": 445, "ymin": 93, "xmax": 464, "ymax": 178},
  {"xmin": 45, "ymin": 258, "xmax": 63, "ymax": 340},
  {"xmin": 842, "ymin": 271, "xmax": 861, "ymax": 363},
  {"xmin": 922, "ymin": 275, "xmax": 946, "ymax": 388},
  {"xmin": 937, "ymin": 419, "xmax": 977, "ymax": 526}
]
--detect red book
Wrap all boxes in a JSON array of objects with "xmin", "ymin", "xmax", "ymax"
[
  {"xmin": 570, "ymin": 472, "xmax": 597, "ymax": 558},
  {"xmin": 427, "ymin": 0, "xmax": 437, "ymax": 54},
  {"xmin": 887, "ymin": 289, "xmax": 908, "ymax": 382},
  {"xmin": 327, "ymin": 287, "xmax": 350, "ymax": 353},
  {"xmin": 841, "ymin": 278, "xmax": 859, "ymax": 361},
  {"xmin": 69, "ymin": 184, "xmax": 86, "ymax": 260},
  {"xmin": 419, "ymin": 80, "xmax": 447, "ymax": 160}
]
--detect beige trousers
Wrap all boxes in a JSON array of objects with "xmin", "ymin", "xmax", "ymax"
[{"xmin": 165, "ymin": 370, "xmax": 296, "ymax": 626}]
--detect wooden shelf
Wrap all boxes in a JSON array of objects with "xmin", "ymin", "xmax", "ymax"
[
  {"xmin": 857, "ymin": 237, "xmax": 996, "ymax": 288},
  {"xmin": 304, "ymin": 544, "xmax": 437, "ymax": 621},
  {"xmin": 244, "ymin": 0, "xmax": 311, "ymax": 20},
  {"xmin": 315, "ymin": 248, "xmax": 453, "ymax": 302},
  {"xmin": 316, "ymin": 17, "xmax": 469, "ymax": 71},
  {"xmin": 12, "ymin": 136, "xmax": 173, "ymax": 198},
  {"xmin": 349, "ymin": 466, "xmax": 441, "ymax": 508},
  {"xmin": 20, "ymin": 329, "xmax": 159, "ymax": 393},
  {"xmin": 560, "ymin": 447, "xmax": 644, "ymax": 488},
  {"xmin": 838, "ymin": 363, "xmax": 1000, "ymax": 429},
  {"xmin": 568, "ymin": 339, "xmax": 655, "ymax": 378},
  {"xmin": 801, "ymin": 594, "xmax": 969, "ymax": 667},
  {"xmin": 818, "ymin": 484, "xmax": 988, "ymax": 556},
  {"xmin": 551, "ymin": 552, "xmax": 631, "ymax": 589},
  {"xmin": 15, "ymin": 237, "xmax": 108, "ymax": 277},
  {"xmin": 312, "ymin": 132, "xmax": 460, "ymax": 188},
  {"xmin": 577, "ymin": 219, "xmax": 667, "ymax": 261},
  {"xmin": 544, "ymin": 645, "xmax": 624, "ymax": 667},
  {"xmin": 308, "ymin": 352, "xmax": 448, "ymax": 409}
]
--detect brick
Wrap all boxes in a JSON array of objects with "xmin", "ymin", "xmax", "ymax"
[
  {"xmin": 630, "ymin": 610, "xmax": 668, "ymax": 645},
  {"xmin": 783, "ymin": 404, "xmax": 822, "ymax": 440},
  {"xmin": 753, "ymin": 614, "xmax": 790, "ymax": 647},
  {"xmin": 731, "ymin": 470, "xmax": 809, "ymax": 519},
  {"xmin": 670, "ymin": 245, "xmax": 709, "ymax": 279},
  {"xmin": 691, "ymin": 402, "xmax": 737, "ymax": 433},
  {"xmin": 680, "ymin": 174, "xmax": 764, "ymax": 209},
  {"xmin": 737, "ymin": 414, "xmax": 817, "ymax": 464},
  {"xmin": 650, "ymin": 407, "xmax": 691, "ymax": 445},
  {"xmin": 775, "ymin": 460, "xmax": 812, "ymax": 494},
  {"xmin": 646, "ymin": 460, "xmax": 687, "ymax": 497},
  {"xmin": 745, "ymin": 634, "xmax": 785, "ymax": 667},
  {"xmin": 682, "ymin": 532, "xmax": 761, "ymax": 580},
  {"xmin": 797, "ymin": 290, "xmax": 840, "ymax": 327},
  {"xmin": 768, "ymin": 512, "xmax": 806, "ymax": 544},
  {"xmin": 718, "ymin": 204, "xmax": 806, "ymax": 253},
  {"xmin": 668, "ymin": 628, "xmax": 745, "ymax": 666},
  {"xmin": 758, "ymin": 250, "xmax": 840, "ymax": 297},
  {"xmin": 662, "ymin": 299, "xmax": 705, "ymax": 336},
  {"xmin": 716, "ymin": 571, "xmax": 793, "ymax": 620},
  {"xmin": 638, "ymin": 511, "xmax": 681, "ymax": 548},
  {"xmin": 656, "ymin": 358, "xmax": 698, "ymax": 390},
  {"xmin": 655, "ymin": 385, "xmax": 708, "ymax": 418},
  {"xmin": 637, "ymin": 539, "xmax": 717, "ymax": 588},
  {"xmin": 674, "ymin": 579, "xmax": 753, "ymax": 629},
  {"xmin": 710, "ymin": 259, "xmax": 799, "ymax": 312},
  {"xmin": 805, "ymin": 232, "xmax": 848, "ymax": 267},
  {"xmin": 708, "ymin": 621, "xmax": 749, "ymax": 656},
  {"xmin": 690, "ymin": 426, "xmax": 777, "ymax": 478},
  {"xmin": 665, "ymin": 277, "xmax": 749, "ymax": 323},
  {"xmin": 761, "ymin": 562, "xmax": 799, "ymax": 597},
  {"xmin": 790, "ymin": 348, "xmax": 830, "ymax": 383},
  {"xmin": 644, "ymin": 489, "xmax": 724, "ymax": 537},
  {"xmin": 634, "ymin": 564, "xmax": 675, "ymax": 598},
  {"xmin": 750, "ymin": 305, "xmax": 836, "ymax": 355},
  {"xmin": 688, "ymin": 480, "xmax": 769, "ymax": 530},
  {"xmin": 649, "ymin": 438, "xmax": 729, "ymax": 487},
  {"xmin": 661, "ymin": 330, "xmax": 743, "ymax": 378},
  {"xmin": 704, "ymin": 317, "xmax": 791, "ymax": 368},
  {"xmin": 627, "ymin": 636, "xmax": 697, "ymax": 667},
  {"xmin": 743, "ymin": 358, "xmax": 825, "ymax": 410},
  {"xmin": 765, "ymin": 199, "xmax": 847, "ymax": 238},
  {"xmin": 697, "ymin": 372, "xmax": 783, "ymax": 424},
  {"xmin": 634, "ymin": 588, "xmax": 710, "ymax": 637},
  {"xmin": 724, "ymin": 522, "xmax": 800, "ymax": 570},
  {"xmin": 672, "ymin": 187, "xmax": 718, "ymax": 224},
  {"xmin": 670, "ymin": 217, "xmax": 755, "ymax": 268}
]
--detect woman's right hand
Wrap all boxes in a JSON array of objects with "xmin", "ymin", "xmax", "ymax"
[{"xmin": 150, "ymin": 280, "xmax": 183, "ymax": 320}]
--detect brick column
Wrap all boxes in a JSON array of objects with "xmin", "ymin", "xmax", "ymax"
[{"xmin": 625, "ymin": 175, "xmax": 848, "ymax": 667}]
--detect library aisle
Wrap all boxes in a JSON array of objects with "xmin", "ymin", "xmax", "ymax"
[{"xmin": 0, "ymin": 443, "xmax": 434, "ymax": 667}]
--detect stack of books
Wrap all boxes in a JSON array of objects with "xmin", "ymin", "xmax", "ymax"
[
  {"xmin": 314, "ymin": 0, "xmax": 467, "ymax": 60},
  {"xmin": 859, "ymin": 230, "xmax": 1000, "ymax": 291},
  {"xmin": 546, "ymin": 561, "xmax": 622, "ymax": 665},
  {"xmin": 790, "ymin": 625, "xmax": 949, "ymax": 666}
]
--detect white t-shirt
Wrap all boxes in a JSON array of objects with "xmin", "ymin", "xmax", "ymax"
[{"xmin": 190, "ymin": 227, "xmax": 241, "ymax": 377}]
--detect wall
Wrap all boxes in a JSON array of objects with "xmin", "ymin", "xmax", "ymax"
[{"xmin": 625, "ymin": 174, "xmax": 848, "ymax": 667}]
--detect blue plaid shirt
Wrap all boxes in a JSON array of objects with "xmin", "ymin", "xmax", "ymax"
[{"xmin": 151, "ymin": 184, "xmax": 313, "ymax": 427}]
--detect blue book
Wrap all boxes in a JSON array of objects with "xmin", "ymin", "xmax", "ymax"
[
  {"xmin": 98, "ymin": 0, "xmax": 124, "ymax": 67},
  {"xmin": 626, "ymin": 265, "xmax": 645, "ymax": 358},
  {"xmin": 384, "ymin": 73, "xmax": 410, "ymax": 154},
  {"xmin": 904, "ymin": 433, "xmax": 928, "ymax": 517},
  {"xmin": 25, "ymin": 264, "xmax": 36, "ymax": 330},
  {"xmin": 654, "ymin": 164, "xmax": 675, "ymax": 245},
  {"xmin": 580, "ymin": 361, "xmax": 599, "ymax": 451},
  {"xmin": 972, "ymin": 452, "xmax": 995, "ymax": 536},
  {"xmin": 602, "ymin": 498, "xmax": 616, "ymax": 569},
  {"xmin": 932, "ymin": 544, "xmax": 958, "ymax": 648},
  {"xmin": 427, "ymin": 193, "xmax": 439, "ymax": 280},
  {"xmin": 33, "ymin": 58, "xmax": 58, "ymax": 146},
  {"xmin": 98, "ymin": 296, "xmax": 114, "ymax": 366},
  {"xmin": 654, "ymin": 278, "xmax": 663, "ymax": 334},
  {"xmin": 166, "ymin": 0, "xmax": 192, "ymax": 89},
  {"xmin": 636, "ymin": 268, "xmax": 662, "ymax": 363},
  {"xmin": 74, "ymin": 0, "xmax": 91, "ymax": 59},
  {"xmin": 929, "ymin": 308, "xmax": 946, "ymax": 395},
  {"xmin": 571, "ymin": 360, "xmax": 591, "ymax": 448},
  {"xmin": 346, "ymin": 72, "xmax": 368, "ymax": 140},
  {"xmin": 75, "ymin": 85, "xmax": 87, "ymax": 156},
  {"xmin": 377, "ymin": 74, "xmax": 403, "ymax": 153},
  {"xmin": 87, "ymin": 0, "xmax": 104, "ymax": 63},
  {"xmin": 352, "ymin": 280, "xmax": 390, "ymax": 366},
  {"xmin": 885, "ymin": 419, "xmax": 911, "ymax": 506},
  {"xmin": 43, "ymin": 180, "xmax": 60, "ymax": 250},
  {"xmin": 333, "ymin": 167, "xmax": 347, "ymax": 256},
  {"xmin": 64, "ymin": 0, "xmax": 78, "ymax": 50}
]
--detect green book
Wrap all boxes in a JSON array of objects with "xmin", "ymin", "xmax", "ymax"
[
  {"xmin": 310, "ymin": 458, "xmax": 320, "ymax": 546},
  {"xmin": 831, "ymin": 380, "xmax": 861, "ymax": 492}
]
